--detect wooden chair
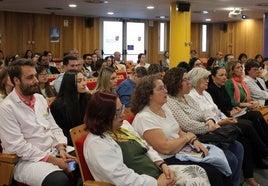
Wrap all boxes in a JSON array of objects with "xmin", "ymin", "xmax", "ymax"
[
  {"xmin": 69, "ymin": 124, "xmax": 113, "ymax": 186},
  {"xmin": 86, "ymin": 78, "xmax": 98, "ymax": 91},
  {"xmin": 116, "ymin": 74, "xmax": 125, "ymax": 86}
]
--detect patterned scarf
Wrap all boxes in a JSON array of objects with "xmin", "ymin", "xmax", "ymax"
[{"xmin": 231, "ymin": 76, "xmax": 251, "ymax": 103}]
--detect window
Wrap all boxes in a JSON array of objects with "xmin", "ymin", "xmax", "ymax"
[
  {"xmin": 201, "ymin": 24, "xmax": 207, "ymax": 53},
  {"xmin": 159, "ymin": 22, "xmax": 166, "ymax": 52}
]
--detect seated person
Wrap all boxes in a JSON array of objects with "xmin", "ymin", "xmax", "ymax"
[
  {"xmin": 0, "ymin": 58, "xmax": 76, "ymax": 186},
  {"xmin": 116, "ymin": 66, "xmax": 147, "ymax": 107},
  {"xmin": 244, "ymin": 59, "xmax": 268, "ymax": 106},
  {"xmin": 84, "ymin": 91, "xmax": 210, "ymax": 186}
]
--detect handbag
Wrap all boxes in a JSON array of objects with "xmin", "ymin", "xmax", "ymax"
[{"xmin": 197, "ymin": 124, "xmax": 242, "ymax": 149}]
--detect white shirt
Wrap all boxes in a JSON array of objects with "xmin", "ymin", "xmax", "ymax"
[
  {"xmin": 0, "ymin": 89, "xmax": 67, "ymax": 185},
  {"xmin": 135, "ymin": 63, "xmax": 150, "ymax": 70},
  {"xmin": 84, "ymin": 121, "xmax": 159, "ymax": 186}
]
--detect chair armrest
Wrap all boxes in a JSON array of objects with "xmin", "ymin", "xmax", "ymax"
[
  {"xmin": 0, "ymin": 153, "xmax": 18, "ymax": 164},
  {"xmin": 84, "ymin": 180, "xmax": 114, "ymax": 186}
]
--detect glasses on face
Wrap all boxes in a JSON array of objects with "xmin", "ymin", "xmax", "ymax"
[
  {"xmin": 116, "ymin": 105, "xmax": 125, "ymax": 118},
  {"xmin": 154, "ymin": 85, "xmax": 167, "ymax": 92},
  {"xmin": 181, "ymin": 77, "xmax": 191, "ymax": 82}
]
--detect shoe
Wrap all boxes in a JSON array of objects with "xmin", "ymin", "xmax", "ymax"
[{"xmin": 244, "ymin": 178, "xmax": 260, "ymax": 186}]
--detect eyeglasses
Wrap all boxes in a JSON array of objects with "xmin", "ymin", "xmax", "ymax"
[
  {"xmin": 116, "ymin": 105, "xmax": 125, "ymax": 118},
  {"xmin": 181, "ymin": 77, "xmax": 191, "ymax": 82}
]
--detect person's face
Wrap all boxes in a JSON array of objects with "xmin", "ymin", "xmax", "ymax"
[
  {"xmin": 140, "ymin": 55, "xmax": 146, "ymax": 63},
  {"xmin": 92, "ymin": 54, "xmax": 98, "ymax": 62},
  {"xmin": 47, "ymin": 53, "xmax": 53, "ymax": 61},
  {"xmin": 212, "ymin": 68, "xmax": 227, "ymax": 87},
  {"xmin": 112, "ymin": 98, "xmax": 125, "ymax": 131},
  {"xmin": 76, "ymin": 72, "xmax": 87, "ymax": 93},
  {"xmin": 14, "ymin": 66, "xmax": 39, "ymax": 96},
  {"xmin": 165, "ymin": 52, "xmax": 169, "ymax": 58},
  {"xmin": 114, "ymin": 52, "xmax": 121, "ymax": 61},
  {"xmin": 27, "ymin": 51, "xmax": 32, "ymax": 57},
  {"xmin": 102, "ymin": 61, "xmax": 108, "ymax": 68},
  {"xmin": 40, "ymin": 56, "xmax": 49, "ymax": 66},
  {"xmin": 216, "ymin": 52, "xmax": 223, "ymax": 60},
  {"xmin": 37, "ymin": 69, "xmax": 48, "ymax": 83},
  {"xmin": 150, "ymin": 79, "xmax": 168, "ymax": 106},
  {"xmin": 233, "ymin": 63, "xmax": 243, "ymax": 77},
  {"xmin": 247, "ymin": 66, "xmax": 259, "ymax": 79},
  {"xmin": 179, "ymin": 73, "xmax": 191, "ymax": 95},
  {"xmin": 106, "ymin": 57, "xmax": 112, "ymax": 66},
  {"xmin": 66, "ymin": 60, "xmax": 78, "ymax": 71},
  {"xmin": 256, "ymin": 56, "xmax": 263, "ymax": 63},
  {"xmin": 194, "ymin": 59, "xmax": 203, "ymax": 68},
  {"xmin": 32, "ymin": 54, "xmax": 40, "ymax": 63},
  {"xmin": 227, "ymin": 55, "xmax": 235, "ymax": 62},
  {"xmin": 241, "ymin": 56, "xmax": 247, "ymax": 64},
  {"xmin": 72, "ymin": 49, "xmax": 79, "ymax": 57},
  {"xmin": 196, "ymin": 76, "xmax": 209, "ymax": 91},
  {"xmin": 85, "ymin": 56, "xmax": 92, "ymax": 65},
  {"xmin": 110, "ymin": 72, "xmax": 117, "ymax": 89}
]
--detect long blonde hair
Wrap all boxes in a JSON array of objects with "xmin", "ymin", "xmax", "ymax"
[{"xmin": 95, "ymin": 67, "xmax": 116, "ymax": 93}]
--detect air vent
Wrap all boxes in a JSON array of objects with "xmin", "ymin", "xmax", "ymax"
[
  {"xmin": 45, "ymin": 7, "xmax": 63, "ymax": 11},
  {"xmin": 84, "ymin": 0, "xmax": 107, "ymax": 4}
]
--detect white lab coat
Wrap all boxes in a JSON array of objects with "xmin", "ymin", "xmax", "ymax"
[{"xmin": 0, "ymin": 89, "xmax": 67, "ymax": 186}]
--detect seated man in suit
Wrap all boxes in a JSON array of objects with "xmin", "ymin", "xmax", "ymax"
[
  {"xmin": 0, "ymin": 58, "xmax": 76, "ymax": 186},
  {"xmin": 244, "ymin": 59, "xmax": 268, "ymax": 106}
]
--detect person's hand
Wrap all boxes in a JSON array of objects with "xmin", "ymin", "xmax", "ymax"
[
  {"xmin": 230, "ymin": 107, "xmax": 242, "ymax": 116},
  {"xmin": 206, "ymin": 120, "xmax": 220, "ymax": 132},
  {"xmin": 47, "ymin": 155, "xmax": 71, "ymax": 174},
  {"xmin": 218, "ymin": 117, "xmax": 237, "ymax": 125},
  {"xmin": 157, "ymin": 172, "xmax": 175, "ymax": 186},
  {"xmin": 59, "ymin": 150, "xmax": 77, "ymax": 162},
  {"xmin": 161, "ymin": 164, "xmax": 175, "ymax": 182},
  {"xmin": 249, "ymin": 101, "xmax": 259, "ymax": 109},
  {"xmin": 192, "ymin": 140, "xmax": 209, "ymax": 156}
]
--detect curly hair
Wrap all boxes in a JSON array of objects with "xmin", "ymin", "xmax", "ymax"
[
  {"xmin": 163, "ymin": 67, "xmax": 187, "ymax": 97},
  {"xmin": 131, "ymin": 75, "xmax": 161, "ymax": 115},
  {"xmin": 84, "ymin": 91, "xmax": 117, "ymax": 137},
  {"xmin": 225, "ymin": 60, "xmax": 241, "ymax": 79}
]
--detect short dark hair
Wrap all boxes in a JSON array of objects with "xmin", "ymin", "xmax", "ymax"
[
  {"xmin": 84, "ymin": 91, "xmax": 117, "ymax": 137},
  {"xmin": 62, "ymin": 55, "xmax": 78, "ymax": 66},
  {"xmin": 134, "ymin": 66, "xmax": 147, "ymax": 77},
  {"xmin": 147, "ymin": 64, "xmax": 163, "ymax": 75},
  {"xmin": 8, "ymin": 58, "xmax": 35, "ymax": 85},
  {"xmin": 244, "ymin": 59, "xmax": 259, "ymax": 75}
]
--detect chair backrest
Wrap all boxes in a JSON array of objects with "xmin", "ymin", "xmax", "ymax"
[
  {"xmin": 116, "ymin": 74, "xmax": 125, "ymax": 86},
  {"xmin": 69, "ymin": 124, "xmax": 93, "ymax": 182},
  {"xmin": 86, "ymin": 78, "xmax": 98, "ymax": 91}
]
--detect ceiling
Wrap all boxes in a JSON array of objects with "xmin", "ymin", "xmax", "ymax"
[{"xmin": 0, "ymin": 0, "xmax": 267, "ymax": 23}]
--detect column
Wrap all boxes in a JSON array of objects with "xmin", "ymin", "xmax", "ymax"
[{"xmin": 169, "ymin": 2, "xmax": 191, "ymax": 68}]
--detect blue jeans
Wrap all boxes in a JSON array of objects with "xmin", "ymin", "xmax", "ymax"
[{"xmin": 222, "ymin": 140, "xmax": 244, "ymax": 186}]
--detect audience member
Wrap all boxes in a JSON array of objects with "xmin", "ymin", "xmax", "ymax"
[
  {"xmin": 177, "ymin": 61, "xmax": 191, "ymax": 72},
  {"xmin": 113, "ymin": 51, "xmax": 126, "ymax": 71},
  {"xmin": 84, "ymin": 91, "xmax": 210, "ymax": 186},
  {"xmin": 0, "ymin": 67, "xmax": 13, "ymax": 101},
  {"xmin": 38, "ymin": 54, "xmax": 60, "ymax": 74},
  {"xmin": 131, "ymin": 75, "xmax": 231, "ymax": 186},
  {"xmin": 51, "ymin": 70, "xmax": 91, "ymax": 145},
  {"xmin": 189, "ymin": 57, "xmax": 203, "ymax": 70},
  {"xmin": 53, "ymin": 55, "xmax": 78, "ymax": 93},
  {"xmin": 23, "ymin": 49, "xmax": 33, "ymax": 59},
  {"xmin": 94, "ymin": 67, "xmax": 117, "ymax": 93},
  {"xmin": 162, "ymin": 51, "xmax": 170, "ymax": 69},
  {"xmin": 36, "ymin": 65, "xmax": 57, "ymax": 98},
  {"xmin": 116, "ymin": 66, "xmax": 147, "ymax": 107},
  {"xmin": 147, "ymin": 64, "xmax": 165, "ymax": 78},
  {"xmin": 0, "ymin": 58, "xmax": 75, "ymax": 186},
  {"xmin": 135, "ymin": 53, "xmax": 150, "ymax": 70},
  {"xmin": 163, "ymin": 67, "xmax": 243, "ymax": 186}
]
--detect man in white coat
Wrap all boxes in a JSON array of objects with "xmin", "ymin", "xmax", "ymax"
[
  {"xmin": 244, "ymin": 59, "xmax": 268, "ymax": 106},
  {"xmin": 0, "ymin": 58, "xmax": 76, "ymax": 186}
]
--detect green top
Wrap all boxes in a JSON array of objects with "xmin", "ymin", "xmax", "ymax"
[
  {"xmin": 116, "ymin": 140, "xmax": 161, "ymax": 179},
  {"xmin": 225, "ymin": 79, "xmax": 247, "ymax": 107}
]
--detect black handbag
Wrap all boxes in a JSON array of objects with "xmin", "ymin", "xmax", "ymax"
[{"xmin": 197, "ymin": 124, "xmax": 242, "ymax": 149}]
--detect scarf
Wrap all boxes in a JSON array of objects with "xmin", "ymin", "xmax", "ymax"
[{"xmin": 231, "ymin": 76, "xmax": 251, "ymax": 103}]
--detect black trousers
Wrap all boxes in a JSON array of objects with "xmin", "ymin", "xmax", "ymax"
[{"xmin": 42, "ymin": 171, "xmax": 70, "ymax": 186}]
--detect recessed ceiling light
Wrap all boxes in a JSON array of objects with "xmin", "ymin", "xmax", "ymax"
[
  {"xmin": 205, "ymin": 18, "xmax": 211, "ymax": 22},
  {"xmin": 107, "ymin": 12, "xmax": 114, "ymax": 15},
  {"xmin": 202, "ymin": 11, "xmax": 208, "ymax": 14},
  {"xmin": 147, "ymin": 6, "xmax": 154, "ymax": 10},
  {"xmin": 160, "ymin": 16, "xmax": 166, "ymax": 19},
  {"xmin": 69, "ymin": 4, "xmax": 77, "ymax": 8}
]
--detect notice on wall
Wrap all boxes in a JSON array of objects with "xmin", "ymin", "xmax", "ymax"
[{"xmin": 50, "ymin": 28, "xmax": 59, "ymax": 43}]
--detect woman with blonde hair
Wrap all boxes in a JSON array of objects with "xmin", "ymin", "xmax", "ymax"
[{"xmin": 94, "ymin": 66, "xmax": 117, "ymax": 93}]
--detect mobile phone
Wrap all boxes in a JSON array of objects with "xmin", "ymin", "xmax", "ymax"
[{"xmin": 67, "ymin": 160, "xmax": 77, "ymax": 171}]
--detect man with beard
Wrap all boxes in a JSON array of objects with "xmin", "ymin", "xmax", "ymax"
[
  {"xmin": 38, "ymin": 54, "xmax": 60, "ymax": 74},
  {"xmin": 0, "ymin": 58, "xmax": 75, "ymax": 186}
]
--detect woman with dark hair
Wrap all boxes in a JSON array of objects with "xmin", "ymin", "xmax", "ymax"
[
  {"xmin": 84, "ymin": 91, "xmax": 210, "ymax": 185},
  {"xmin": 206, "ymin": 57, "xmax": 218, "ymax": 71},
  {"xmin": 238, "ymin": 53, "xmax": 248, "ymax": 65},
  {"xmin": 105, "ymin": 55, "xmax": 114, "ymax": 68},
  {"xmin": 162, "ymin": 51, "xmax": 170, "ymax": 69},
  {"xmin": 189, "ymin": 57, "xmax": 203, "ymax": 70},
  {"xmin": 163, "ymin": 67, "xmax": 243, "ymax": 186},
  {"xmin": 50, "ymin": 70, "xmax": 91, "ymax": 145},
  {"xmin": 0, "ymin": 67, "xmax": 13, "ymax": 102},
  {"xmin": 131, "ymin": 75, "xmax": 232, "ymax": 186},
  {"xmin": 23, "ymin": 49, "xmax": 33, "ymax": 59},
  {"xmin": 36, "ymin": 65, "xmax": 57, "ymax": 98},
  {"xmin": 135, "ymin": 53, "xmax": 150, "ymax": 70},
  {"xmin": 207, "ymin": 66, "xmax": 268, "ymax": 169},
  {"xmin": 147, "ymin": 64, "xmax": 165, "ymax": 78},
  {"xmin": 188, "ymin": 67, "xmax": 268, "ymax": 186}
]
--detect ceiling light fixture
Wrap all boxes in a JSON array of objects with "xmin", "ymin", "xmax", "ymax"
[
  {"xmin": 147, "ymin": 6, "xmax": 154, "ymax": 10},
  {"xmin": 205, "ymin": 18, "xmax": 211, "ymax": 22},
  {"xmin": 107, "ymin": 12, "xmax": 114, "ymax": 15},
  {"xmin": 202, "ymin": 11, "xmax": 208, "ymax": 14},
  {"xmin": 69, "ymin": 4, "xmax": 77, "ymax": 8}
]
